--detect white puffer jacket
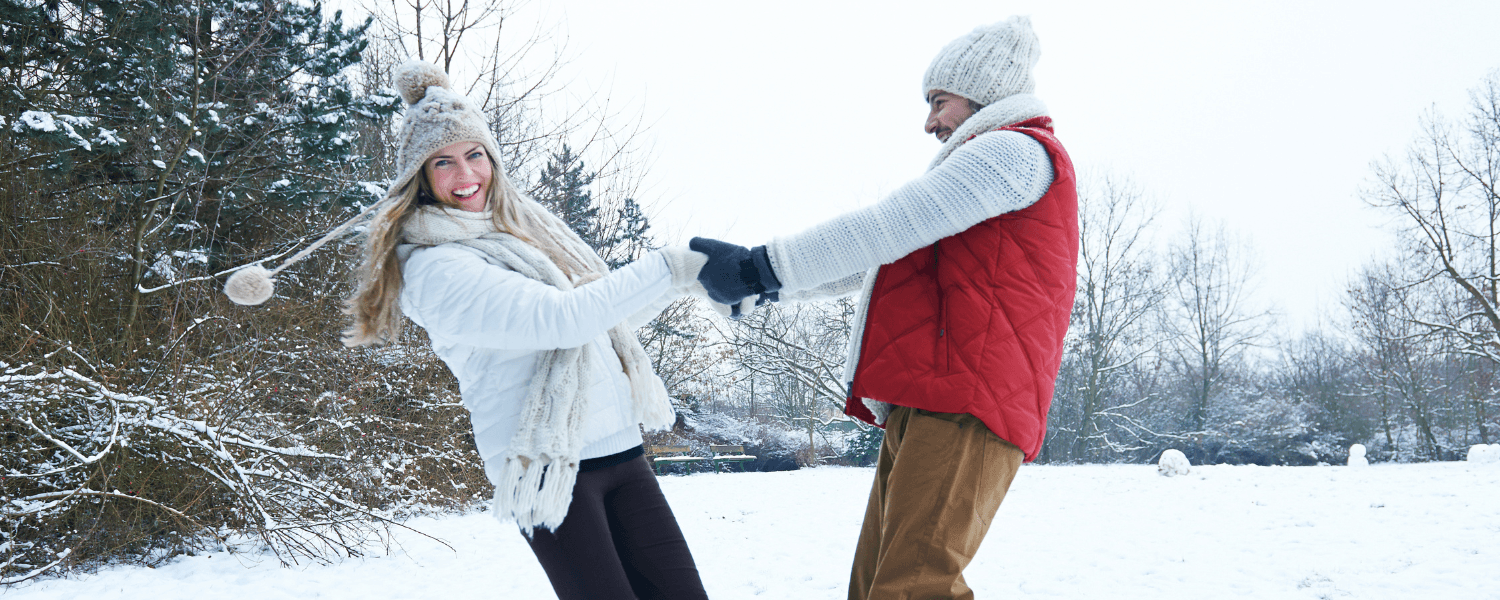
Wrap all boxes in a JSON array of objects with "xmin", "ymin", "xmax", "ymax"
[{"xmin": 398, "ymin": 243, "xmax": 676, "ymax": 480}]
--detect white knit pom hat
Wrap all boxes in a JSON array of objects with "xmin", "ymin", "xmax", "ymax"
[
  {"xmin": 388, "ymin": 60, "xmax": 503, "ymax": 199},
  {"xmin": 224, "ymin": 60, "xmax": 499, "ymax": 306},
  {"xmin": 922, "ymin": 16, "xmax": 1041, "ymax": 106}
]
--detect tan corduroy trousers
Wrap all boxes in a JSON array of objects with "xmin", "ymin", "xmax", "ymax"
[{"xmin": 849, "ymin": 405, "xmax": 1025, "ymax": 600}]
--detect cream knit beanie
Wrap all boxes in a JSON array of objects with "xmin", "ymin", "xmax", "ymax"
[
  {"xmin": 922, "ymin": 16, "xmax": 1040, "ymax": 106},
  {"xmin": 389, "ymin": 60, "xmax": 502, "ymax": 197}
]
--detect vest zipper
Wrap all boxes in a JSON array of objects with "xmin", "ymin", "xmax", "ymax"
[{"xmin": 934, "ymin": 241, "xmax": 948, "ymax": 374}]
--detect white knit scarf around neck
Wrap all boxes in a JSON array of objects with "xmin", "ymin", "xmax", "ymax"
[
  {"xmin": 928, "ymin": 93, "xmax": 1048, "ymax": 170},
  {"xmin": 403, "ymin": 203, "xmax": 675, "ymax": 535}
]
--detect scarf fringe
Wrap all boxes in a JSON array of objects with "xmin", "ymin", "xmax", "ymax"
[{"xmin": 493, "ymin": 454, "xmax": 579, "ymax": 536}]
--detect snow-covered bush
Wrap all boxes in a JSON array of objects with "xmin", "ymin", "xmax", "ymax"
[
  {"xmin": 1158, "ymin": 449, "xmax": 1191, "ymax": 476},
  {"xmin": 0, "ymin": 308, "xmax": 490, "ymax": 585},
  {"xmin": 0, "ymin": 358, "xmax": 389, "ymax": 583},
  {"xmin": 669, "ymin": 412, "xmax": 803, "ymax": 472},
  {"xmin": 1468, "ymin": 444, "xmax": 1500, "ymax": 464}
]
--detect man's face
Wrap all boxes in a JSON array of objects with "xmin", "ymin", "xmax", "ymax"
[{"xmin": 924, "ymin": 90, "xmax": 977, "ymax": 143}]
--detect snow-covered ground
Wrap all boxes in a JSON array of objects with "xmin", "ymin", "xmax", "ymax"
[{"xmin": 10, "ymin": 462, "xmax": 1499, "ymax": 599}]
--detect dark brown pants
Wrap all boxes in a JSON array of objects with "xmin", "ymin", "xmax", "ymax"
[
  {"xmin": 849, "ymin": 406, "xmax": 1025, "ymax": 600},
  {"xmin": 524, "ymin": 455, "xmax": 708, "ymax": 600}
]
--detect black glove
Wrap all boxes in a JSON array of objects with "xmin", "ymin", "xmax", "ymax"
[{"xmin": 690, "ymin": 237, "xmax": 782, "ymax": 306}]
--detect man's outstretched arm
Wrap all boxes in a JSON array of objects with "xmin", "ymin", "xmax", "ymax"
[{"xmin": 767, "ymin": 129, "xmax": 1053, "ymax": 292}]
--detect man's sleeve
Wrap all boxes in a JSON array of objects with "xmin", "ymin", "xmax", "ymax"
[
  {"xmin": 765, "ymin": 130, "xmax": 1054, "ymax": 292},
  {"xmin": 779, "ymin": 270, "xmax": 868, "ymax": 303}
]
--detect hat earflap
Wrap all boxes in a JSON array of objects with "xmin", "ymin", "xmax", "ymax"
[{"xmin": 222, "ymin": 195, "xmax": 390, "ymax": 306}]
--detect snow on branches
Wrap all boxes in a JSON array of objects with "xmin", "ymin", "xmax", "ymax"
[{"xmin": 0, "ymin": 358, "xmax": 401, "ymax": 584}]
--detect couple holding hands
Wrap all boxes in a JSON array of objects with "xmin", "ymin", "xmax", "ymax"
[{"xmin": 344, "ymin": 15, "xmax": 1076, "ymax": 600}]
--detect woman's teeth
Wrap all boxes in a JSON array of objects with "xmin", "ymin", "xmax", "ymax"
[{"xmin": 453, "ymin": 184, "xmax": 480, "ymax": 198}]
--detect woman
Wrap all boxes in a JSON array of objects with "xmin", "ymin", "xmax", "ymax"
[{"xmin": 343, "ymin": 60, "xmax": 711, "ymax": 600}]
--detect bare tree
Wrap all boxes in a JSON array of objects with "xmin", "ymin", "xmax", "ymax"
[
  {"xmin": 1364, "ymin": 73, "xmax": 1500, "ymax": 364},
  {"xmin": 1161, "ymin": 217, "xmax": 1271, "ymax": 432},
  {"xmin": 722, "ymin": 299, "xmax": 862, "ymax": 463},
  {"xmin": 1345, "ymin": 263, "xmax": 1451, "ymax": 460},
  {"xmin": 636, "ymin": 300, "xmax": 726, "ymax": 399},
  {"xmin": 1360, "ymin": 71, "xmax": 1500, "ymax": 448},
  {"xmin": 1050, "ymin": 174, "xmax": 1168, "ymax": 461},
  {"xmin": 360, "ymin": 0, "xmax": 647, "ymax": 188}
]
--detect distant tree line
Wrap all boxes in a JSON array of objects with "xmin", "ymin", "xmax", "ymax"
[{"xmin": 1044, "ymin": 72, "xmax": 1500, "ymax": 466}]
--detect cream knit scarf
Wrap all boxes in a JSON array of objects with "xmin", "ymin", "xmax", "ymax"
[
  {"xmin": 848, "ymin": 93, "xmax": 1049, "ymax": 425},
  {"xmin": 402, "ymin": 202, "xmax": 675, "ymax": 535}
]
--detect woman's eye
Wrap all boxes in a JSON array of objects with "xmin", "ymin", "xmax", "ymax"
[
  {"xmin": 468, "ymin": 151, "xmax": 484, "ymax": 160},
  {"xmin": 433, "ymin": 159, "xmax": 451, "ymax": 168}
]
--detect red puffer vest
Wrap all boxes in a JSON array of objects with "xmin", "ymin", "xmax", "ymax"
[{"xmin": 845, "ymin": 116, "xmax": 1077, "ymax": 461}]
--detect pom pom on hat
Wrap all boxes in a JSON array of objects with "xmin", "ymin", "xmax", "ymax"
[
  {"xmin": 224, "ymin": 265, "xmax": 275, "ymax": 305},
  {"xmin": 394, "ymin": 60, "xmax": 450, "ymax": 105},
  {"xmin": 923, "ymin": 16, "xmax": 1041, "ymax": 106}
]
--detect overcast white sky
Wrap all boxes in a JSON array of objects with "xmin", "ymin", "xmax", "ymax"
[{"xmin": 368, "ymin": 0, "xmax": 1500, "ymax": 334}]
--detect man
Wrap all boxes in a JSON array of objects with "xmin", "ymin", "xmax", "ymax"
[{"xmin": 693, "ymin": 16, "xmax": 1077, "ymax": 600}]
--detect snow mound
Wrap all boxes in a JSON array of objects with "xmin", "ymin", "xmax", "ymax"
[
  {"xmin": 1468, "ymin": 444, "xmax": 1500, "ymax": 464},
  {"xmin": 1347, "ymin": 444, "xmax": 1368, "ymax": 467},
  {"xmin": 1158, "ymin": 449, "xmax": 1190, "ymax": 477}
]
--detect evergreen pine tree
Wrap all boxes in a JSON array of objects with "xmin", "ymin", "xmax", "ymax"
[
  {"xmin": 608, "ymin": 196, "xmax": 653, "ymax": 268},
  {"xmin": 534, "ymin": 143, "xmax": 655, "ymax": 268},
  {"xmin": 534, "ymin": 144, "xmax": 602, "ymax": 245},
  {"xmin": 2, "ymin": 0, "xmax": 399, "ymax": 335}
]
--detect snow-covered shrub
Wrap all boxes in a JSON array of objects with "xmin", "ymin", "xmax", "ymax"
[
  {"xmin": 841, "ymin": 424, "xmax": 885, "ymax": 466},
  {"xmin": 671, "ymin": 412, "xmax": 803, "ymax": 472},
  {"xmin": 0, "ymin": 357, "xmax": 391, "ymax": 584},
  {"xmin": 0, "ymin": 302, "xmax": 490, "ymax": 585},
  {"xmin": 1468, "ymin": 444, "xmax": 1500, "ymax": 464},
  {"xmin": 1158, "ymin": 449, "xmax": 1191, "ymax": 476},
  {"xmin": 1347, "ymin": 444, "xmax": 1369, "ymax": 467}
]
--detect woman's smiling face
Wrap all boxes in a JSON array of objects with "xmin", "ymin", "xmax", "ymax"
[{"xmin": 424, "ymin": 141, "xmax": 493, "ymax": 212}]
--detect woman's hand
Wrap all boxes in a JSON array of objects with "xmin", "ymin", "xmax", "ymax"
[{"xmin": 658, "ymin": 246, "xmax": 709, "ymax": 292}]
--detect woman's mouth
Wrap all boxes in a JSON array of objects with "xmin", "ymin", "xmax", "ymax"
[{"xmin": 453, "ymin": 184, "xmax": 481, "ymax": 198}]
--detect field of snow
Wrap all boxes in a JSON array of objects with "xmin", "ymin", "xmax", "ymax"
[{"xmin": 10, "ymin": 461, "xmax": 1500, "ymax": 599}]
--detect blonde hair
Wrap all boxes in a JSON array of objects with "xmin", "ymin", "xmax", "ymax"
[{"xmin": 343, "ymin": 158, "xmax": 600, "ymax": 346}]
